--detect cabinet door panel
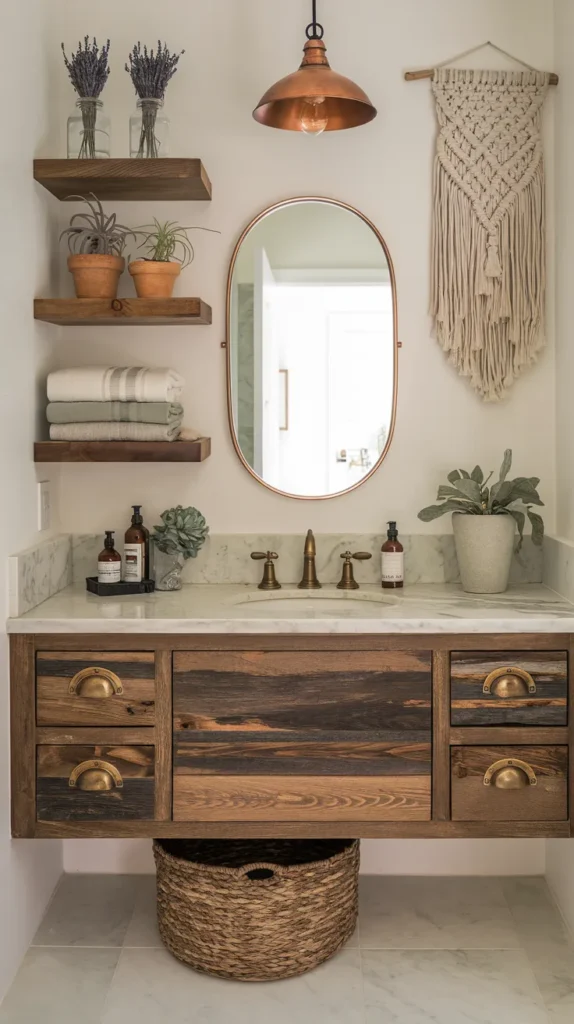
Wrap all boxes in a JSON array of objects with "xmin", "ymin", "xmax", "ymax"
[
  {"xmin": 36, "ymin": 651, "xmax": 155, "ymax": 727},
  {"xmin": 451, "ymin": 652, "xmax": 568, "ymax": 726},
  {"xmin": 37, "ymin": 744, "xmax": 155, "ymax": 821},
  {"xmin": 451, "ymin": 745, "xmax": 568, "ymax": 822}
]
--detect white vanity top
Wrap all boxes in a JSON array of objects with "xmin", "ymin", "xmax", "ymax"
[{"xmin": 7, "ymin": 583, "xmax": 574, "ymax": 634}]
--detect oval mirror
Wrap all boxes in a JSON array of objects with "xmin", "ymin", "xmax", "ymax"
[{"xmin": 226, "ymin": 198, "xmax": 398, "ymax": 499}]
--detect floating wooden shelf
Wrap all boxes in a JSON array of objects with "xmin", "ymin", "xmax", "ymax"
[
  {"xmin": 34, "ymin": 297, "xmax": 212, "ymax": 327},
  {"xmin": 34, "ymin": 438, "xmax": 211, "ymax": 463},
  {"xmin": 33, "ymin": 159, "xmax": 212, "ymax": 202}
]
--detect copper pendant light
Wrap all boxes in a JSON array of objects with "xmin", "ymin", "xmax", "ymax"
[{"xmin": 253, "ymin": 0, "xmax": 377, "ymax": 134}]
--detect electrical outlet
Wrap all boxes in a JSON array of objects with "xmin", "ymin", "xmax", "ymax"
[{"xmin": 37, "ymin": 480, "xmax": 51, "ymax": 532}]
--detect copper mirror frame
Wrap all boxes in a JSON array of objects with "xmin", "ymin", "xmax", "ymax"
[{"xmin": 225, "ymin": 197, "xmax": 399, "ymax": 501}]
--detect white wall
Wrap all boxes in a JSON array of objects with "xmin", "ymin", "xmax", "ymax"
[
  {"xmin": 545, "ymin": 0, "xmax": 574, "ymax": 938},
  {"xmin": 47, "ymin": 0, "xmax": 555, "ymax": 877},
  {"xmin": 0, "ymin": 0, "xmax": 63, "ymax": 999},
  {"xmin": 51, "ymin": 0, "xmax": 556, "ymax": 538}
]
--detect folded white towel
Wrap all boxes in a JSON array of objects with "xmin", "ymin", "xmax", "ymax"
[{"xmin": 47, "ymin": 367, "xmax": 185, "ymax": 404}]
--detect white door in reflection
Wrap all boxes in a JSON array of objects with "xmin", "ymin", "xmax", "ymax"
[{"xmin": 260, "ymin": 283, "xmax": 393, "ymax": 496}]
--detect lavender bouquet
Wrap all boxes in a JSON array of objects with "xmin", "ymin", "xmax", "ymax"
[
  {"xmin": 62, "ymin": 37, "xmax": 111, "ymax": 159},
  {"xmin": 126, "ymin": 41, "xmax": 184, "ymax": 158}
]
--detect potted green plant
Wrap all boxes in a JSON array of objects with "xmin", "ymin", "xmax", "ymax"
[
  {"xmin": 129, "ymin": 220, "xmax": 218, "ymax": 298},
  {"xmin": 61, "ymin": 193, "xmax": 136, "ymax": 299},
  {"xmin": 418, "ymin": 450, "xmax": 544, "ymax": 594},
  {"xmin": 151, "ymin": 505, "xmax": 209, "ymax": 591}
]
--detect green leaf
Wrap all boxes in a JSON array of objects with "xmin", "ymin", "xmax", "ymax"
[
  {"xmin": 452, "ymin": 478, "xmax": 482, "ymax": 504},
  {"xmin": 490, "ymin": 479, "xmax": 515, "ymax": 506},
  {"xmin": 498, "ymin": 449, "xmax": 513, "ymax": 484},
  {"xmin": 506, "ymin": 479, "xmax": 545, "ymax": 507},
  {"xmin": 527, "ymin": 509, "xmax": 545, "ymax": 546},
  {"xmin": 458, "ymin": 469, "xmax": 471, "ymax": 479},
  {"xmin": 507, "ymin": 509, "xmax": 526, "ymax": 551},
  {"xmin": 470, "ymin": 465, "xmax": 484, "ymax": 485},
  {"xmin": 447, "ymin": 470, "xmax": 462, "ymax": 484},
  {"xmin": 418, "ymin": 500, "xmax": 474, "ymax": 522},
  {"xmin": 437, "ymin": 485, "xmax": 481, "ymax": 503}
]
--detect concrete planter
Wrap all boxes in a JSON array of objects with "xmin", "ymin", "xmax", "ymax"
[{"xmin": 452, "ymin": 513, "xmax": 516, "ymax": 594}]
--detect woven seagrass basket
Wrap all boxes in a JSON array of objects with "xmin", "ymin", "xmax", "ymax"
[{"xmin": 153, "ymin": 838, "xmax": 359, "ymax": 982}]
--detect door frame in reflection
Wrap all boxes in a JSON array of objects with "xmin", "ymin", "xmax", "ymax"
[{"xmin": 226, "ymin": 197, "xmax": 399, "ymax": 501}]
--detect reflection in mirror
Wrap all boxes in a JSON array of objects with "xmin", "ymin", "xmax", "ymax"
[{"xmin": 227, "ymin": 199, "xmax": 397, "ymax": 499}]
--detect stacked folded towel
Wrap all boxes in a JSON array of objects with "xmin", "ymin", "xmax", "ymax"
[{"xmin": 47, "ymin": 367, "xmax": 185, "ymax": 442}]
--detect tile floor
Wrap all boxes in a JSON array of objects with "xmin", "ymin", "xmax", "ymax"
[{"xmin": 1, "ymin": 874, "xmax": 573, "ymax": 1023}]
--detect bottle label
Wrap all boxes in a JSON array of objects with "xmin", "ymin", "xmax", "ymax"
[
  {"xmin": 382, "ymin": 552, "xmax": 404, "ymax": 584},
  {"xmin": 124, "ymin": 543, "xmax": 144, "ymax": 582},
  {"xmin": 98, "ymin": 561, "xmax": 121, "ymax": 584}
]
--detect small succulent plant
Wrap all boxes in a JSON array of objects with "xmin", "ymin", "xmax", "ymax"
[
  {"xmin": 151, "ymin": 506, "xmax": 209, "ymax": 560},
  {"xmin": 132, "ymin": 219, "xmax": 219, "ymax": 268},
  {"xmin": 418, "ymin": 450, "xmax": 544, "ymax": 549},
  {"xmin": 60, "ymin": 194, "xmax": 137, "ymax": 256}
]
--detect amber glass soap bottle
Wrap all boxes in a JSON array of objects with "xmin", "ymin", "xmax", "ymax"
[
  {"xmin": 381, "ymin": 521, "xmax": 404, "ymax": 589},
  {"xmin": 124, "ymin": 505, "xmax": 150, "ymax": 583},
  {"xmin": 98, "ymin": 531, "xmax": 122, "ymax": 584}
]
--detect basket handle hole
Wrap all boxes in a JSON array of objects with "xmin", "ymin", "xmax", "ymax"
[{"xmin": 245, "ymin": 868, "xmax": 274, "ymax": 881}]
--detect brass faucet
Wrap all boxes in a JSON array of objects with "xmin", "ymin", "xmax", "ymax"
[{"xmin": 298, "ymin": 529, "xmax": 322, "ymax": 589}]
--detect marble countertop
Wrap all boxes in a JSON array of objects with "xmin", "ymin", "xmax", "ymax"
[{"xmin": 7, "ymin": 582, "xmax": 574, "ymax": 634}]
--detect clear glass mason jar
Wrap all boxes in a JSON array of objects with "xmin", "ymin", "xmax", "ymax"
[
  {"xmin": 153, "ymin": 547, "xmax": 184, "ymax": 591},
  {"xmin": 130, "ymin": 98, "xmax": 170, "ymax": 158},
  {"xmin": 67, "ymin": 98, "xmax": 110, "ymax": 159}
]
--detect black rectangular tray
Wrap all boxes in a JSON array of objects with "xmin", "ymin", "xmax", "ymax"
[{"xmin": 86, "ymin": 577, "xmax": 155, "ymax": 596}]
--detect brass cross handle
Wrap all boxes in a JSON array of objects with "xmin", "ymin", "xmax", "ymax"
[
  {"xmin": 337, "ymin": 551, "xmax": 372, "ymax": 590},
  {"xmin": 251, "ymin": 551, "xmax": 281, "ymax": 591}
]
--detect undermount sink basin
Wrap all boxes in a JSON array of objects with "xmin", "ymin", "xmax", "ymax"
[{"xmin": 231, "ymin": 589, "xmax": 398, "ymax": 613}]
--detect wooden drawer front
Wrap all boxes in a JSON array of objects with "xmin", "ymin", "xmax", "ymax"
[
  {"xmin": 450, "ymin": 651, "xmax": 568, "ymax": 726},
  {"xmin": 36, "ymin": 651, "xmax": 155, "ymax": 726},
  {"xmin": 173, "ymin": 650, "xmax": 432, "ymax": 776},
  {"xmin": 37, "ymin": 745, "xmax": 155, "ymax": 821},
  {"xmin": 451, "ymin": 746, "xmax": 568, "ymax": 822},
  {"xmin": 173, "ymin": 776, "xmax": 431, "ymax": 822}
]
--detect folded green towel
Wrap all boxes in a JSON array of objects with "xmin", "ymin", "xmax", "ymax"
[
  {"xmin": 49, "ymin": 421, "xmax": 181, "ymax": 442},
  {"xmin": 46, "ymin": 401, "xmax": 183, "ymax": 425}
]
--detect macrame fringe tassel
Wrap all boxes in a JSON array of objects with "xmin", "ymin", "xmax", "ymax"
[{"xmin": 431, "ymin": 159, "xmax": 546, "ymax": 401}]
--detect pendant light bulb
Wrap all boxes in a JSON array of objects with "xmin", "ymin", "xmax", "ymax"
[{"xmin": 300, "ymin": 96, "xmax": 328, "ymax": 135}]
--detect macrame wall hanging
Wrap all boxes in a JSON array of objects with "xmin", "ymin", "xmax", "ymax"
[{"xmin": 406, "ymin": 44, "xmax": 556, "ymax": 401}]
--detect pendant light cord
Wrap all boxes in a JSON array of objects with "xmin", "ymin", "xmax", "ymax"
[{"xmin": 306, "ymin": 0, "xmax": 324, "ymax": 39}]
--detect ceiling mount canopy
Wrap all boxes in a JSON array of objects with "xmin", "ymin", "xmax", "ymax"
[{"xmin": 252, "ymin": 0, "xmax": 377, "ymax": 135}]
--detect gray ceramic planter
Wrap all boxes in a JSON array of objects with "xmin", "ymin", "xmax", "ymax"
[{"xmin": 452, "ymin": 513, "xmax": 516, "ymax": 594}]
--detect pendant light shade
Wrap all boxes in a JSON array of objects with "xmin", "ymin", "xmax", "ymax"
[{"xmin": 253, "ymin": 4, "xmax": 376, "ymax": 134}]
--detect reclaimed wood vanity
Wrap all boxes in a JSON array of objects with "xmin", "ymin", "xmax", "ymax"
[{"xmin": 9, "ymin": 600, "xmax": 573, "ymax": 839}]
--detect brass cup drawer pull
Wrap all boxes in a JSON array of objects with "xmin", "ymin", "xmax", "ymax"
[
  {"xmin": 482, "ymin": 666, "xmax": 536, "ymax": 698},
  {"xmin": 483, "ymin": 758, "xmax": 537, "ymax": 789},
  {"xmin": 68, "ymin": 759, "xmax": 124, "ymax": 791},
  {"xmin": 69, "ymin": 666, "xmax": 123, "ymax": 699}
]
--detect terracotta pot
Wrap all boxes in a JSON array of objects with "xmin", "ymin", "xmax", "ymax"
[
  {"xmin": 129, "ymin": 260, "xmax": 181, "ymax": 298},
  {"xmin": 67, "ymin": 253, "xmax": 125, "ymax": 300}
]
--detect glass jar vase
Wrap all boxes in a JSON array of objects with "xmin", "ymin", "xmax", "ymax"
[
  {"xmin": 153, "ymin": 547, "xmax": 184, "ymax": 591},
  {"xmin": 67, "ymin": 98, "xmax": 110, "ymax": 159},
  {"xmin": 130, "ymin": 98, "xmax": 170, "ymax": 159}
]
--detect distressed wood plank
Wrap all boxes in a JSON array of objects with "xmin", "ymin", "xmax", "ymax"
[
  {"xmin": 36, "ymin": 651, "xmax": 155, "ymax": 726},
  {"xmin": 432, "ymin": 650, "xmax": 451, "ymax": 821},
  {"xmin": 36, "ymin": 727, "xmax": 155, "ymax": 745},
  {"xmin": 173, "ymin": 775, "xmax": 431, "ymax": 822},
  {"xmin": 34, "ymin": 158, "xmax": 212, "ymax": 202},
  {"xmin": 174, "ymin": 737, "xmax": 431, "ymax": 776},
  {"xmin": 154, "ymin": 650, "xmax": 173, "ymax": 821},
  {"xmin": 10, "ymin": 635, "xmax": 36, "ymax": 837},
  {"xmin": 451, "ymin": 745, "xmax": 568, "ymax": 822},
  {"xmin": 173, "ymin": 651, "xmax": 432, "ymax": 733},
  {"xmin": 450, "ymin": 727, "xmax": 569, "ymax": 746},
  {"xmin": 35, "ymin": 819, "xmax": 571, "ymax": 840},
  {"xmin": 450, "ymin": 651, "xmax": 568, "ymax": 726}
]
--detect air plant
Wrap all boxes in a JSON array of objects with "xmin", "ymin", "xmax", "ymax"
[
  {"xmin": 61, "ymin": 37, "xmax": 111, "ymax": 158},
  {"xmin": 126, "ymin": 41, "xmax": 185, "ymax": 158},
  {"xmin": 132, "ymin": 219, "xmax": 220, "ymax": 268},
  {"xmin": 151, "ymin": 506, "xmax": 209, "ymax": 560},
  {"xmin": 60, "ymin": 194, "xmax": 137, "ymax": 256},
  {"xmin": 418, "ymin": 450, "xmax": 544, "ymax": 550}
]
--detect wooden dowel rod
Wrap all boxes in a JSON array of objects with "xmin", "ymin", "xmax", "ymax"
[{"xmin": 405, "ymin": 69, "xmax": 559, "ymax": 85}]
